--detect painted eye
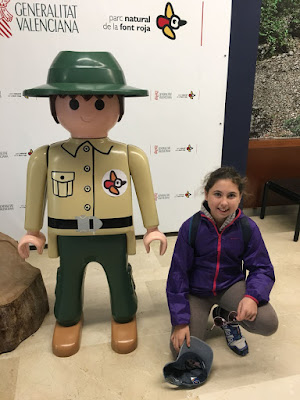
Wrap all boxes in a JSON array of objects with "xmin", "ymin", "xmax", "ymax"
[
  {"xmin": 170, "ymin": 16, "xmax": 179, "ymax": 29},
  {"xmin": 95, "ymin": 99, "xmax": 105, "ymax": 110},
  {"xmin": 115, "ymin": 179, "xmax": 122, "ymax": 188},
  {"xmin": 69, "ymin": 98, "xmax": 79, "ymax": 110}
]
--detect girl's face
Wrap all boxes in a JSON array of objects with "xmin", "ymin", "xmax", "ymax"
[{"xmin": 205, "ymin": 179, "xmax": 242, "ymax": 226}]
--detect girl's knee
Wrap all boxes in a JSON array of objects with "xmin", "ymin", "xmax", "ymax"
[
  {"xmin": 262, "ymin": 314, "xmax": 279, "ymax": 336},
  {"xmin": 242, "ymin": 312, "xmax": 279, "ymax": 336}
]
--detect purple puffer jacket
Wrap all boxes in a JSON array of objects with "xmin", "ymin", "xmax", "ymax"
[{"xmin": 166, "ymin": 209, "xmax": 275, "ymax": 326}]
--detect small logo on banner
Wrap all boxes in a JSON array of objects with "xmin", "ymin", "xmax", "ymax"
[
  {"xmin": 0, "ymin": 0, "xmax": 13, "ymax": 38},
  {"xmin": 0, "ymin": 204, "xmax": 14, "ymax": 211},
  {"xmin": 154, "ymin": 193, "xmax": 170, "ymax": 201},
  {"xmin": 14, "ymin": 151, "xmax": 28, "ymax": 157},
  {"xmin": 103, "ymin": 170, "xmax": 128, "ymax": 196},
  {"xmin": 153, "ymin": 145, "xmax": 171, "ymax": 154},
  {"xmin": 154, "ymin": 90, "xmax": 172, "ymax": 100},
  {"xmin": 153, "ymin": 90, "xmax": 199, "ymax": 101},
  {"xmin": 156, "ymin": 2, "xmax": 186, "ymax": 40},
  {"xmin": 175, "ymin": 191, "xmax": 192, "ymax": 199},
  {"xmin": 8, "ymin": 92, "xmax": 22, "ymax": 98},
  {"xmin": 0, "ymin": 151, "xmax": 8, "ymax": 158}
]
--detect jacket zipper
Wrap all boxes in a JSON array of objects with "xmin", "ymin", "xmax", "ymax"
[
  {"xmin": 202, "ymin": 209, "xmax": 242, "ymax": 296},
  {"xmin": 213, "ymin": 233, "xmax": 222, "ymax": 296}
]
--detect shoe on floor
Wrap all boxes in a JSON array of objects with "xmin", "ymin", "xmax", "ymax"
[
  {"xmin": 111, "ymin": 315, "xmax": 137, "ymax": 354},
  {"xmin": 52, "ymin": 317, "xmax": 83, "ymax": 357},
  {"xmin": 212, "ymin": 306, "xmax": 249, "ymax": 357}
]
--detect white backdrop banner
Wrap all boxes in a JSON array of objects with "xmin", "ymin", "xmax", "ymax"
[{"xmin": 0, "ymin": 0, "xmax": 232, "ymax": 240}]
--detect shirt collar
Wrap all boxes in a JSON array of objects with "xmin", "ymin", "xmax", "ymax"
[
  {"xmin": 61, "ymin": 137, "xmax": 114, "ymax": 157},
  {"xmin": 201, "ymin": 201, "xmax": 237, "ymax": 231}
]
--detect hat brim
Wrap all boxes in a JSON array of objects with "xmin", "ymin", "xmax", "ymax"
[{"xmin": 23, "ymin": 83, "xmax": 148, "ymax": 97}]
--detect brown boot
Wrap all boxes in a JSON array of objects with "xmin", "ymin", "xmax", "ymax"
[
  {"xmin": 111, "ymin": 315, "xmax": 137, "ymax": 354},
  {"xmin": 52, "ymin": 317, "xmax": 83, "ymax": 357}
]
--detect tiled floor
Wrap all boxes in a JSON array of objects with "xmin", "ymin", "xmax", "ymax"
[{"xmin": 1, "ymin": 208, "xmax": 300, "ymax": 399}]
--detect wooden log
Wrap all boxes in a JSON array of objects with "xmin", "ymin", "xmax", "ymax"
[{"xmin": 0, "ymin": 232, "xmax": 49, "ymax": 354}]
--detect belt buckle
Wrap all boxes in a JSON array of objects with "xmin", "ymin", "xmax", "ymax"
[{"xmin": 75, "ymin": 215, "xmax": 103, "ymax": 232}]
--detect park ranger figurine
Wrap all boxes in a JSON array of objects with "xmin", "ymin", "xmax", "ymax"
[{"xmin": 18, "ymin": 51, "xmax": 167, "ymax": 357}]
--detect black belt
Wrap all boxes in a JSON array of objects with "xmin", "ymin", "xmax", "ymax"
[{"xmin": 48, "ymin": 216, "xmax": 133, "ymax": 232}]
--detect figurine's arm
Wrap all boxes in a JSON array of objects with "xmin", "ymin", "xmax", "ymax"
[
  {"xmin": 128, "ymin": 145, "xmax": 167, "ymax": 255},
  {"xmin": 18, "ymin": 146, "xmax": 48, "ymax": 259}
]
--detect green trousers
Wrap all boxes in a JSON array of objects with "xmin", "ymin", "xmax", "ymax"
[{"xmin": 55, "ymin": 234, "xmax": 137, "ymax": 326}]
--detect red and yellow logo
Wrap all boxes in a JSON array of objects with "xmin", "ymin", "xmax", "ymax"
[{"xmin": 156, "ymin": 2, "xmax": 186, "ymax": 40}]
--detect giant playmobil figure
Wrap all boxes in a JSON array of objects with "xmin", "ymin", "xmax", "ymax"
[{"xmin": 18, "ymin": 51, "xmax": 167, "ymax": 357}]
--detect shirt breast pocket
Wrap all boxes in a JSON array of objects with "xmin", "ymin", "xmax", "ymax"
[{"xmin": 51, "ymin": 171, "xmax": 75, "ymax": 197}]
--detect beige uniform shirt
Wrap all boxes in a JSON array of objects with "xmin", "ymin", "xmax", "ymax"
[{"xmin": 25, "ymin": 137, "xmax": 159, "ymax": 258}]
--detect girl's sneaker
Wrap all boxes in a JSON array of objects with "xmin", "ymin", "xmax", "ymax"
[{"xmin": 212, "ymin": 306, "xmax": 249, "ymax": 357}]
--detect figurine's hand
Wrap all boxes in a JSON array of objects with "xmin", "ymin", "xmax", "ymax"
[
  {"xmin": 143, "ymin": 227, "xmax": 167, "ymax": 255},
  {"xmin": 236, "ymin": 297, "xmax": 258, "ymax": 322},
  {"xmin": 18, "ymin": 231, "xmax": 46, "ymax": 259},
  {"xmin": 171, "ymin": 324, "xmax": 191, "ymax": 354}
]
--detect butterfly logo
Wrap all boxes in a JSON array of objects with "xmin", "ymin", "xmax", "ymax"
[
  {"xmin": 104, "ymin": 170, "xmax": 127, "ymax": 196},
  {"xmin": 156, "ymin": 2, "xmax": 187, "ymax": 40}
]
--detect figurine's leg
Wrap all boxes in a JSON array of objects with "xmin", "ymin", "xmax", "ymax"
[
  {"xmin": 52, "ymin": 236, "xmax": 87, "ymax": 357},
  {"xmin": 97, "ymin": 235, "xmax": 138, "ymax": 353}
]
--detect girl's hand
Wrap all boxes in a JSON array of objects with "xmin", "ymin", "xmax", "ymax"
[
  {"xmin": 236, "ymin": 297, "xmax": 258, "ymax": 322},
  {"xmin": 171, "ymin": 324, "xmax": 190, "ymax": 353}
]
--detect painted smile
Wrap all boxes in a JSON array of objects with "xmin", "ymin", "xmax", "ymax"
[{"xmin": 80, "ymin": 116, "xmax": 93, "ymax": 123}]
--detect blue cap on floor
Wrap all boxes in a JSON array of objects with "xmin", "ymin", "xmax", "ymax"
[{"xmin": 163, "ymin": 336, "xmax": 213, "ymax": 389}]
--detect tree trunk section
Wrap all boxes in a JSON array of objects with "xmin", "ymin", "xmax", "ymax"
[{"xmin": 0, "ymin": 232, "xmax": 49, "ymax": 353}]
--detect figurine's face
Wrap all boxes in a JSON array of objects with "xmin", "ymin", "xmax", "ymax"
[{"xmin": 55, "ymin": 95, "xmax": 120, "ymax": 138}]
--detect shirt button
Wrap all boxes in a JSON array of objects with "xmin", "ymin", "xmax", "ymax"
[
  {"xmin": 84, "ymin": 185, "xmax": 91, "ymax": 192},
  {"xmin": 84, "ymin": 165, "xmax": 90, "ymax": 172},
  {"xmin": 84, "ymin": 204, "xmax": 91, "ymax": 211},
  {"xmin": 83, "ymin": 145, "xmax": 90, "ymax": 152}
]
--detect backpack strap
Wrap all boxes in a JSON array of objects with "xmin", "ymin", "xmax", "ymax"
[
  {"xmin": 239, "ymin": 216, "xmax": 252, "ymax": 254},
  {"xmin": 188, "ymin": 211, "xmax": 202, "ymax": 249}
]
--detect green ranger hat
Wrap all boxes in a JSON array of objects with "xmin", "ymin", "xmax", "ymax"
[{"xmin": 23, "ymin": 51, "xmax": 148, "ymax": 97}]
